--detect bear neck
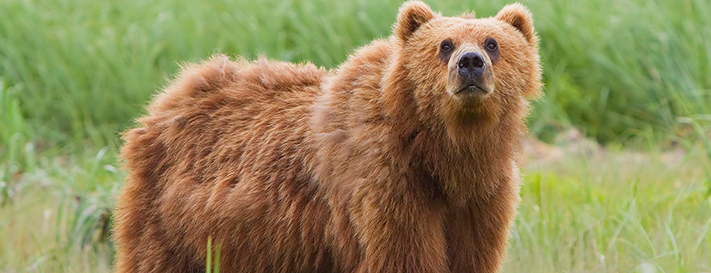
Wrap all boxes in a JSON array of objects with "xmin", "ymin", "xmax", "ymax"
[{"xmin": 380, "ymin": 52, "xmax": 527, "ymax": 205}]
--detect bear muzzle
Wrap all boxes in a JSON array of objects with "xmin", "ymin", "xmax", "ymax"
[{"xmin": 449, "ymin": 48, "xmax": 495, "ymax": 99}]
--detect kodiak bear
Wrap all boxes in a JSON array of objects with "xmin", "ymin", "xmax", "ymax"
[{"xmin": 114, "ymin": 1, "xmax": 542, "ymax": 272}]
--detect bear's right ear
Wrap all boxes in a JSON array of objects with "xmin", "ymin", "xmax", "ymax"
[{"xmin": 394, "ymin": 1, "xmax": 435, "ymax": 41}]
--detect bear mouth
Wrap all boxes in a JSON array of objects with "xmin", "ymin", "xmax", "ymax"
[{"xmin": 455, "ymin": 84, "xmax": 490, "ymax": 95}]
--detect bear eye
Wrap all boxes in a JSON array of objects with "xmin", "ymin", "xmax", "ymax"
[
  {"xmin": 440, "ymin": 39, "xmax": 454, "ymax": 53},
  {"xmin": 485, "ymin": 38, "xmax": 498, "ymax": 51},
  {"xmin": 484, "ymin": 37, "xmax": 499, "ymax": 64},
  {"xmin": 438, "ymin": 38, "xmax": 455, "ymax": 63}
]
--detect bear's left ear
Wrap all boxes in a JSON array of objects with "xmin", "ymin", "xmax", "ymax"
[
  {"xmin": 394, "ymin": 1, "xmax": 436, "ymax": 41},
  {"xmin": 495, "ymin": 4, "xmax": 536, "ymax": 44}
]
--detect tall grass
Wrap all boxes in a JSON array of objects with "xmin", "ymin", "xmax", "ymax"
[
  {"xmin": 1, "ymin": 81, "xmax": 23, "ymax": 204},
  {"xmin": 2, "ymin": 137, "xmax": 709, "ymax": 272},
  {"xmin": 529, "ymin": 0, "xmax": 711, "ymax": 144},
  {"xmin": 0, "ymin": 0, "xmax": 708, "ymax": 145},
  {"xmin": 0, "ymin": 144, "xmax": 119, "ymax": 272},
  {"xmin": 508, "ymin": 151, "xmax": 711, "ymax": 272}
]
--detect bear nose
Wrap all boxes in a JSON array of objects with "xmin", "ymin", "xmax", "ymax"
[{"xmin": 457, "ymin": 52, "xmax": 485, "ymax": 78}]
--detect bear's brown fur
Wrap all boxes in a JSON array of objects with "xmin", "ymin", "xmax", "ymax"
[{"xmin": 114, "ymin": 2, "xmax": 541, "ymax": 272}]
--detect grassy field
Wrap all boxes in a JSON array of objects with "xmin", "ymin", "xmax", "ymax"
[{"xmin": 0, "ymin": 0, "xmax": 710, "ymax": 272}]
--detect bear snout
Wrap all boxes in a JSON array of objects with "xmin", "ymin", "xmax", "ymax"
[
  {"xmin": 457, "ymin": 52, "xmax": 485, "ymax": 79},
  {"xmin": 451, "ymin": 52, "xmax": 494, "ymax": 97}
]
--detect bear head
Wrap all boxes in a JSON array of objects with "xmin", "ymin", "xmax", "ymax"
[{"xmin": 386, "ymin": 1, "xmax": 542, "ymax": 138}]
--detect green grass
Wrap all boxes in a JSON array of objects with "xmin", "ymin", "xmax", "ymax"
[
  {"xmin": 206, "ymin": 236, "xmax": 221, "ymax": 273},
  {"xmin": 0, "ymin": 0, "xmax": 709, "ymax": 144},
  {"xmin": 0, "ymin": 0, "xmax": 710, "ymax": 272},
  {"xmin": 1, "ymin": 136, "xmax": 709, "ymax": 272},
  {"xmin": 507, "ymin": 148, "xmax": 711, "ymax": 272}
]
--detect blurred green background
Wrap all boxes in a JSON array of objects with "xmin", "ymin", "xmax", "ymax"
[
  {"xmin": 1, "ymin": 0, "xmax": 710, "ymax": 272},
  {"xmin": 1, "ymin": 0, "xmax": 710, "ymax": 147}
]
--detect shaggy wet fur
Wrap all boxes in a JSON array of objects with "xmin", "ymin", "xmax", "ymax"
[{"xmin": 114, "ymin": 2, "xmax": 542, "ymax": 272}]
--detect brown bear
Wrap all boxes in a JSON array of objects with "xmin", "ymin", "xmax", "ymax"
[{"xmin": 114, "ymin": 1, "xmax": 542, "ymax": 272}]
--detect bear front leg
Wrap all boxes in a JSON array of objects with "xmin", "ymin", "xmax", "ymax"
[
  {"xmin": 349, "ymin": 175, "xmax": 448, "ymax": 273},
  {"xmin": 446, "ymin": 180, "xmax": 520, "ymax": 273}
]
